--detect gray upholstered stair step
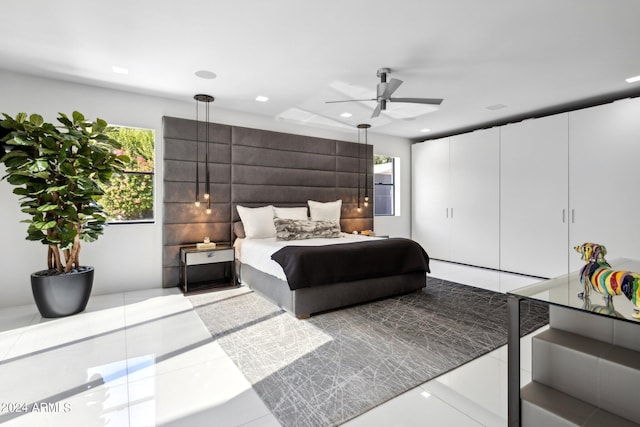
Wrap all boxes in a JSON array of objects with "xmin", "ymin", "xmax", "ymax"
[
  {"xmin": 532, "ymin": 328, "xmax": 640, "ymax": 424},
  {"xmin": 521, "ymin": 381, "xmax": 639, "ymax": 427}
]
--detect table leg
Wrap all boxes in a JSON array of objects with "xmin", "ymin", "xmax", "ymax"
[{"xmin": 507, "ymin": 295, "xmax": 521, "ymax": 427}]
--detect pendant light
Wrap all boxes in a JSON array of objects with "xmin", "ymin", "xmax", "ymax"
[
  {"xmin": 194, "ymin": 94, "xmax": 215, "ymax": 214},
  {"xmin": 357, "ymin": 124, "xmax": 371, "ymax": 210},
  {"xmin": 356, "ymin": 125, "xmax": 362, "ymax": 212}
]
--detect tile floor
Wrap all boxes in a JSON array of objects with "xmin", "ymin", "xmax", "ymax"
[{"xmin": 0, "ymin": 260, "xmax": 546, "ymax": 426}]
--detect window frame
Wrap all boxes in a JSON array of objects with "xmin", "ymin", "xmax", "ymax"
[{"xmin": 373, "ymin": 155, "xmax": 396, "ymax": 217}]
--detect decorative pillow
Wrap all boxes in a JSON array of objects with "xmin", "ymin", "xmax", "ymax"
[
  {"xmin": 274, "ymin": 218, "xmax": 342, "ymax": 241},
  {"xmin": 308, "ymin": 200, "xmax": 342, "ymax": 223},
  {"xmin": 236, "ymin": 205, "xmax": 276, "ymax": 239},
  {"xmin": 233, "ymin": 221, "xmax": 246, "ymax": 239},
  {"xmin": 274, "ymin": 206, "xmax": 308, "ymax": 220}
]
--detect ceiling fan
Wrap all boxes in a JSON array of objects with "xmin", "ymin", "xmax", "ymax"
[{"xmin": 326, "ymin": 68, "xmax": 443, "ymax": 118}]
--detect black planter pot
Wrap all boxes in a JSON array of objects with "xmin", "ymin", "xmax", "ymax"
[{"xmin": 31, "ymin": 266, "xmax": 94, "ymax": 318}]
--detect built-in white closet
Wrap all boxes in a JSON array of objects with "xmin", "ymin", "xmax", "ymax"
[
  {"xmin": 568, "ymin": 97, "xmax": 640, "ymax": 272},
  {"xmin": 500, "ymin": 113, "xmax": 569, "ymax": 278},
  {"xmin": 412, "ymin": 96, "xmax": 640, "ymax": 278},
  {"xmin": 412, "ymin": 128, "xmax": 500, "ymax": 270}
]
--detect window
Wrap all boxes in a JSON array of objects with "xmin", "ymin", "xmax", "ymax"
[
  {"xmin": 102, "ymin": 126, "xmax": 155, "ymax": 223},
  {"xmin": 374, "ymin": 155, "xmax": 396, "ymax": 216}
]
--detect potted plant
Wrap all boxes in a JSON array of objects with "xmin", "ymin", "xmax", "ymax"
[{"xmin": 0, "ymin": 111, "xmax": 128, "ymax": 317}]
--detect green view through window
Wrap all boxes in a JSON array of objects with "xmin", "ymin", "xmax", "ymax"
[{"xmin": 102, "ymin": 126, "xmax": 155, "ymax": 223}]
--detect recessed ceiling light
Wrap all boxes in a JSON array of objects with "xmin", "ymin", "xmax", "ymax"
[
  {"xmin": 340, "ymin": 112, "xmax": 352, "ymax": 118},
  {"xmin": 255, "ymin": 95, "xmax": 269, "ymax": 102},
  {"xmin": 195, "ymin": 70, "xmax": 217, "ymax": 79},
  {"xmin": 420, "ymin": 128, "xmax": 431, "ymax": 133},
  {"xmin": 112, "ymin": 66, "xmax": 129, "ymax": 75},
  {"xmin": 625, "ymin": 75, "xmax": 640, "ymax": 83}
]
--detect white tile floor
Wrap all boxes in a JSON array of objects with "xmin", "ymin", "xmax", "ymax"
[{"xmin": 0, "ymin": 261, "xmax": 546, "ymax": 426}]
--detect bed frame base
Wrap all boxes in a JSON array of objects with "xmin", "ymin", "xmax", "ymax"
[{"xmin": 239, "ymin": 263, "xmax": 426, "ymax": 318}]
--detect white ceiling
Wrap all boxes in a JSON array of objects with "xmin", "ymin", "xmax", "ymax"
[{"xmin": 2, "ymin": 0, "xmax": 640, "ymax": 140}]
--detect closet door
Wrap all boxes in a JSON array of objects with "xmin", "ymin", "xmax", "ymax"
[
  {"xmin": 411, "ymin": 137, "xmax": 450, "ymax": 260},
  {"xmin": 569, "ymin": 97, "xmax": 640, "ymax": 272},
  {"xmin": 500, "ymin": 114, "xmax": 569, "ymax": 278},
  {"xmin": 449, "ymin": 128, "xmax": 500, "ymax": 269}
]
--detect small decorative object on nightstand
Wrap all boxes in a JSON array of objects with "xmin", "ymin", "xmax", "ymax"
[
  {"xmin": 356, "ymin": 230, "xmax": 389, "ymax": 238},
  {"xmin": 179, "ymin": 244, "xmax": 236, "ymax": 294}
]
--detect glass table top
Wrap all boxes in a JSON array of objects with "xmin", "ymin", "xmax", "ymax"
[{"xmin": 508, "ymin": 258, "xmax": 640, "ymax": 325}]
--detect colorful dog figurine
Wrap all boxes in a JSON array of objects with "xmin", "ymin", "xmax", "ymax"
[{"xmin": 574, "ymin": 242, "xmax": 640, "ymax": 318}]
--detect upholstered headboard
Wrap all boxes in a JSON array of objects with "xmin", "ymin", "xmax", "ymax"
[{"xmin": 162, "ymin": 116, "xmax": 373, "ymax": 287}]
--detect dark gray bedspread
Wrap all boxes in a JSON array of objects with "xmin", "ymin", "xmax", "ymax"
[{"xmin": 271, "ymin": 237, "xmax": 430, "ymax": 290}]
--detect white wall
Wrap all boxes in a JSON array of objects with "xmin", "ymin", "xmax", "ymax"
[
  {"xmin": 0, "ymin": 70, "xmax": 412, "ymax": 307},
  {"xmin": 370, "ymin": 135, "xmax": 411, "ymax": 238}
]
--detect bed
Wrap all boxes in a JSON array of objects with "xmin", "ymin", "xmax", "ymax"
[{"xmin": 233, "ymin": 204, "xmax": 430, "ymax": 318}]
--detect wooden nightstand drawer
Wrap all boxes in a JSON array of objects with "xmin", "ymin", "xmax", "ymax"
[
  {"xmin": 183, "ymin": 248, "xmax": 234, "ymax": 265},
  {"xmin": 179, "ymin": 245, "xmax": 237, "ymax": 294}
]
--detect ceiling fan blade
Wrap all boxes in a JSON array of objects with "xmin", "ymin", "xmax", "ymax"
[
  {"xmin": 325, "ymin": 98, "xmax": 376, "ymax": 104},
  {"xmin": 382, "ymin": 78, "xmax": 403, "ymax": 98},
  {"xmin": 377, "ymin": 79, "xmax": 403, "ymax": 99},
  {"xmin": 371, "ymin": 102, "xmax": 382, "ymax": 118},
  {"xmin": 389, "ymin": 97, "xmax": 443, "ymax": 105}
]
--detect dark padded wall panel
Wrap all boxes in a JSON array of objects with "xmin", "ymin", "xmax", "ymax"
[
  {"xmin": 231, "ymin": 126, "xmax": 336, "ymax": 154},
  {"xmin": 162, "ymin": 117, "xmax": 373, "ymax": 287},
  {"xmin": 163, "ymin": 117, "xmax": 233, "ymax": 287},
  {"xmin": 230, "ymin": 125, "xmax": 373, "ymax": 227},
  {"xmin": 232, "ymin": 145, "xmax": 337, "ymax": 170},
  {"xmin": 232, "ymin": 185, "xmax": 337, "ymax": 205},
  {"xmin": 233, "ymin": 165, "xmax": 336, "ymax": 187}
]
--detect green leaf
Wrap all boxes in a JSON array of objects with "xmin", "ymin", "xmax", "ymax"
[
  {"xmin": 37, "ymin": 204, "xmax": 59, "ymax": 212},
  {"xmin": 7, "ymin": 174, "xmax": 30, "ymax": 185},
  {"xmin": 29, "ymin": 114, "xmax": 44, "ymax": 127},
  {"xmin": 32, "ymin": 171, "xmax": 51, "ymax": 179},
  {"xmin": 48, "ymin": 184, "xmax": 68, "ymax": 193},
  {"xmin": 39, "ymin": 147, "xmax": 59, "ymax": 155},
  {"xmin": 13, "ymin": 188, "xmax": 30, "ymax": 196},
  {"xmin": 59, "ymin": 161, "xmax": 75, "ymax": 176},
  {"xmin": 3, "ymin": 155, "xmax": 30, "ymax": 169},
  {"xmin": 0, "ymin": 150, "xmax": 28, "ymax": 163},
  {"xmin": 30, "ymin": 158, "xmax": 49, "ymax": 172},
  {"xmin": 72, "ymin": 111, "xmax": 85, "ymax": 124},
  {"xmin": 26, "ymin": 231, "xmax": 45, "ymax": 241},
  {"xmin": 8, "ymin": 135, "xmax": 33, "ymax": 146},
  {"xmin": 33, "ymin": 220, "xmax": 57, "ymax": 230}
]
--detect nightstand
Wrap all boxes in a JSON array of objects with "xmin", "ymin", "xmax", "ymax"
[{"xmin": 179, "ymin": 244, "xmax": 236, "ymax": 293}]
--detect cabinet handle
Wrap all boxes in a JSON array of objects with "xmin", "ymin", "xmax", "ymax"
[
  {"xmin": 571, "ymin": 209, "xmax": 575, "ymax": 223},
  {"xmin": 450, "ymin": 208, "xmax": 453, "ymax": 219},
  {"xmin": 562, "ymin": 209, "xmax": 565, "ymax": 223},
  {"xmin": 446, "ymin": 207, "xmax": 449, "ymax": 218}
]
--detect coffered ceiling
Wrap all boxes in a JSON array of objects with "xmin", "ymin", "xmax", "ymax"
[{"xmin": 1, "ymin": 0, "xmax": 640, "ymax": 140}]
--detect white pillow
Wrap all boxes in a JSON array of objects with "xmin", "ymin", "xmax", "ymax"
[
  {"xmin": 236, "ymin": 205, "xmax": 276, "ymax": 239},
  {"xmin": 274, "ymin": 206, "xmax": 308, "ymax": 220},
  {"xmin": 308, "ymin": 200, "xmax": 342, "ymax": 222}
]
